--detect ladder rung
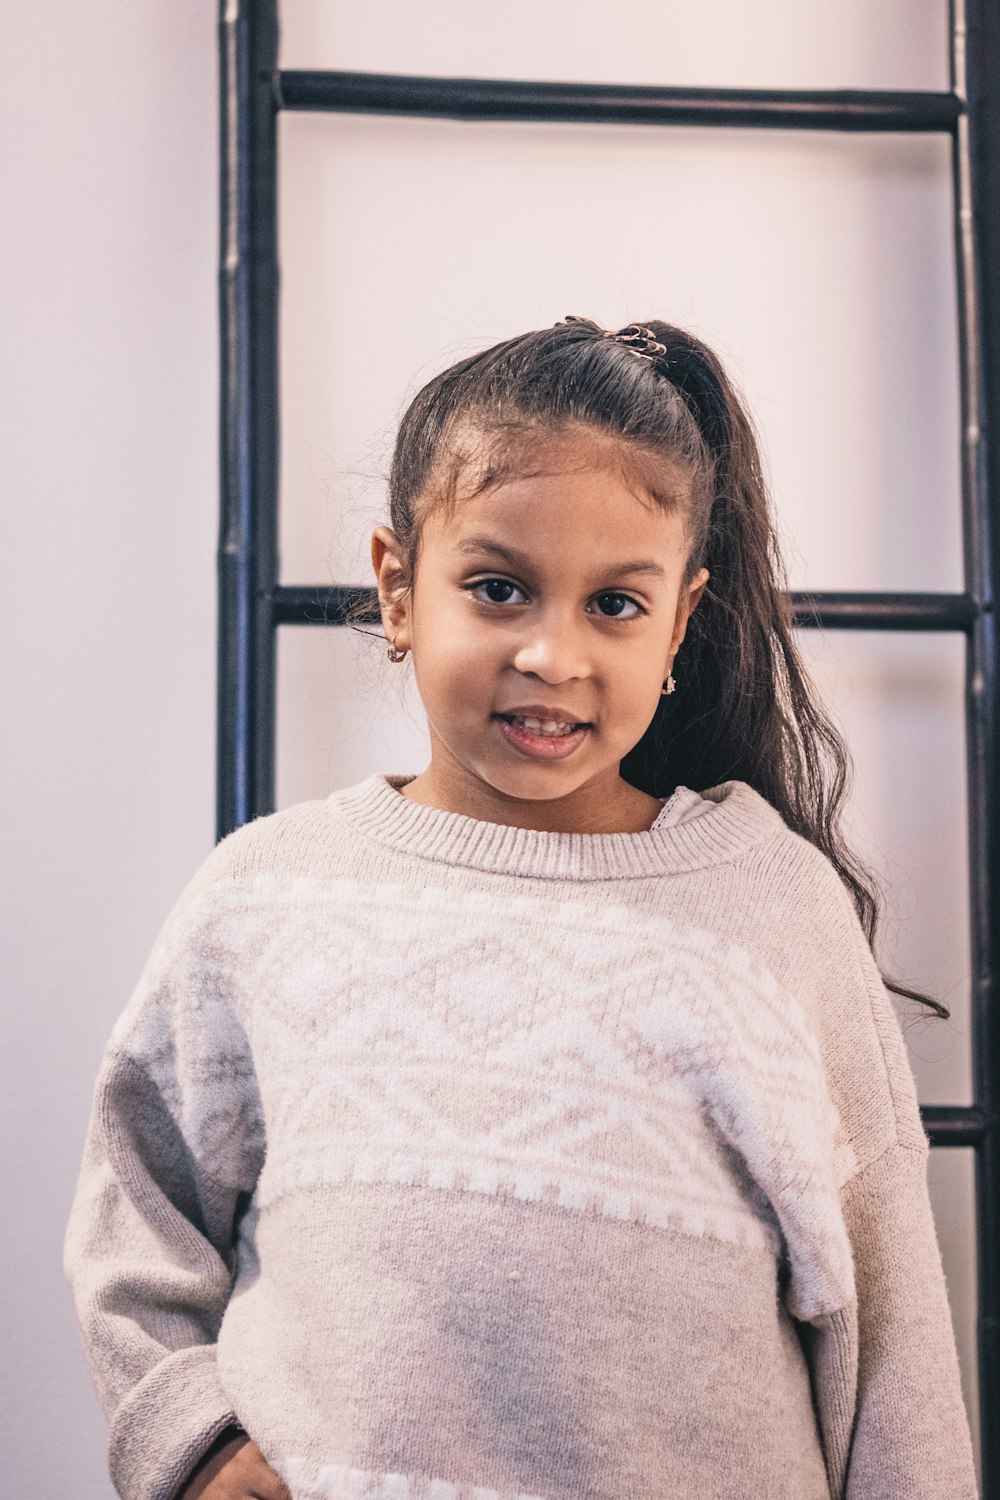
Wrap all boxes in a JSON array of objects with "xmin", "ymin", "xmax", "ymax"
[
  {"xmin": 272, "ymin": 585, "xmax": 381, "ymax": 625},
  {"xmin": 276, "ymin": 72, "xmax": 962, "ymax": 134},
  {"xmin": 921, "ymin": 1105, "xmax": 989, "ymax": 1147},
  {"xmin": 791, "ymin": 591, "xmax": 980, "ymax": 630},
  {"xmin": 270, "ymin": 586, "xmax": 981, "ymax": 631}
]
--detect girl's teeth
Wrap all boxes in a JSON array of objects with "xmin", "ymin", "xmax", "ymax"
[{"xmin": 514, "ymin": 717, "xmax": 576, "ymax": 736}]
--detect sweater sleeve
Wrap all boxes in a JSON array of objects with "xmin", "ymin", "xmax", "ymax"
[
  {"xmin": 809, "ymin": 886, "xmax": 981, "ymax": 1498},
  {"xmin": 63, "ymin": 864, "xmax": 265, "ymax": 1500},
  {"xmin": 840, "ymin": 1138, "xmax": 979, "ymax": 1498}
]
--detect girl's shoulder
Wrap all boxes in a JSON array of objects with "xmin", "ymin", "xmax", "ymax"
[
  {"xmin": 141, "ymin": 797, "xmax": 343, "ymax": 957},
  {"xmin": 689, "ymin": 781, "xmax": 898, "ymax": 1032},
  {"xmin": 693, "ymin": 783, "xmax": 926, "ymax": 1167},
  {"xmin": 105, "ymin": 796, "xmax": 345, "ymax": 1057},
  {"xmin": 209, "ymin": 795, "xmax": 336, "ymax": 877},
  {"xmin": 696, "ymin": 778, "xmax": 859, "ymax": 916}
]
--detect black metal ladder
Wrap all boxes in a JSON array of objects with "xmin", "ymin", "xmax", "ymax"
[{"xmin": 217, "ymin": 1, "xmax": 1000, "ymax": 1487}]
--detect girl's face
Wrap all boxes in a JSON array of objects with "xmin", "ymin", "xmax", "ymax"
[{"xmin": 372, "ymin": 427, "xmax": 709, "ymax": 833}]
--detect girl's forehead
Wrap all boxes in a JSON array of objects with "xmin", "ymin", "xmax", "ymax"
[
  {"xmin": 460, "ymin": 452, "xmax": 685, "ymax": 523},
  {"xmin": 462, "ymin": 464, "xmax": 669, "ymax": 517},
  {"xmin": 459, "ymin": 417, "xmax": 679, "ymax": 479},
  {"xmin": 423, "ymin": 466, "xmax": 689, "ymax": 574},
  {"xmin": 413, "ymin": 422, "xmax": 694, "ymax": 574}
]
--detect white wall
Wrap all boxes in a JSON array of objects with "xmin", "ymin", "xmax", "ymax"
[
  {"xmin": 2, "ymin": 2, "xmax": 980, "ymax": 1495},
  {"xmin": 2, "ymin": 5, "xmax": 218, "ymax": 1496}
]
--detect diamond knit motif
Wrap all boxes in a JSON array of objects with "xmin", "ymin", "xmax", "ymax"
[{"xmin": 235, "ymin": 876, "xmax": 854, "ymax": 1322}]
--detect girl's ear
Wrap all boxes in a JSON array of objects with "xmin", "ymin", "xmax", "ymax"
[
  {"xmin": 669, "ymin": 567, "xmax": 710, "ymax": 655},
  {"xmin": 370, "ymin": 525, "xmax": 413, "ymax": 650},
  {"xmin": 689, "ymin": 567, "xmax": 710, "ymax": 617}
]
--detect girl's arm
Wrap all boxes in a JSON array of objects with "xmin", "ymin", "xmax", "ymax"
[
  {"xmin": 839, "ymin": 1137, "xmax": 978, "ymax": 1497},
  {"xmin": 808, "ymin": 903, "xmax": 980, "ymax": 1499},
  {"xmin": 64, "ymin": 865, "xmax": 266, "ymax": 1500}
]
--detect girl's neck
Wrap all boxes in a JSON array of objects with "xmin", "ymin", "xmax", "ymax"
[{"xmin": 398, "ymin": 768, "xmax": 666, "ymax": 835}]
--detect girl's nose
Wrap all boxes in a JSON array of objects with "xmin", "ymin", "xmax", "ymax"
[{"xmin": 511, "ymin": 613, "xmax": 590, "ymax": 683}]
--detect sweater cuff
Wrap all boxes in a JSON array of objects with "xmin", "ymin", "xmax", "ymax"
[{"xmin": 107, "ymin": 1344, "xmax": 239, "ymax": 1500}]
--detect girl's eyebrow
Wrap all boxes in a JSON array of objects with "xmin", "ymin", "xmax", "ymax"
[
  {"xmin": 454, "ymin": 537, "xmax": 537, "ymax": 568},
  {"xmin": 454, "ymin": 535, "xmax": 667, "ymax": 581}
]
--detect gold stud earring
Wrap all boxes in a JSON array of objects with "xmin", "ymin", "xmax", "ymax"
[
  {"xmin": 661, "ymin": 673, "xmax": 676, "ymax": 696},
  {"xmin": 386, "ymin": 638, "xmax": 407, "ymax": 662}
]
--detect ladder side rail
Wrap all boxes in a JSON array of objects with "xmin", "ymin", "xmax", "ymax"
[
  {"xmin": 218, "ymin": 0, "xmax": 281, "ymax": 843},
  {"xmin": 953, "ymin": 2, "xmax": 1000, "ymax": 1492}
]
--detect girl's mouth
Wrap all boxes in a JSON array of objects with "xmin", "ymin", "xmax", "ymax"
[{"xmin": 495, "ymin": 714, "xmax": 591, "ymax": 760}]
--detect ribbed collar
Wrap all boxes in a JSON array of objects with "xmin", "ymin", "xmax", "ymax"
[{"xmin": 327, "ymin": 772, "xmax": 785, "ymax": 881}]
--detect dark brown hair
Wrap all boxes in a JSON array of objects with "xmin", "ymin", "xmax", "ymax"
[{"xmin": 351, "ymin": 317, "xmax": 945, "ymax": 1018}]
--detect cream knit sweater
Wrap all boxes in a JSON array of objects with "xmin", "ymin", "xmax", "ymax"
[{"xmin": 64, "ymin": 772, "xmax": 979, "ymax": 1500}]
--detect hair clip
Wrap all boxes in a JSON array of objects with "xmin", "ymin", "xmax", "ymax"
[
  {"xmin": 560, "ymin": 315, "xmax": 666, "ymax": 360},
  {"xmin": 603, "ymin": 324, "xmax": 667, "ymax": 358}
]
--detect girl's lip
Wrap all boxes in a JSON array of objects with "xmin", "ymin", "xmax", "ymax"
[{"xmin": 494, "ymin": 715, "xmax": 590, "ymax": 760}]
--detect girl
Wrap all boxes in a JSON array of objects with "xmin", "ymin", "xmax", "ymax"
[{"xmin": 65, "ymin": 316, "xmax": 979, "ymax": 1500}]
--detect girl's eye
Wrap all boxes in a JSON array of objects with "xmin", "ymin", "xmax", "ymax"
[
  {"xmin": 470, "ymin": 579, "xmax": 650, "ymax": 615},
  {"xmin": 591, "ymin": 591, "xmax": 645, "ymax": 620},
  {"xmin": 467, "ymin": 578, "xmax": 525, "ymax": 605}
]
